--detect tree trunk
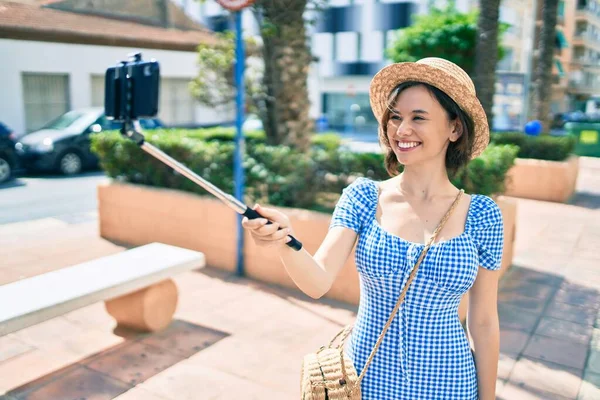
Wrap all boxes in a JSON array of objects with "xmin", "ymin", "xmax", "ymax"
[
  {"xmin": 255, "ymin": 0, "xmax": 314, "ymax": 151},
  {"xmin": 532, "ymin": 0, "xmax": 559, "ymax": 133},
  {"xmin": 474, "ymin": 0, "xmax": 501, "ymax": 128}
]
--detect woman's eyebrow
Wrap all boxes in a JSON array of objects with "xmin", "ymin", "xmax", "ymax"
[{"xmin": 390, "ymin": 109, "xmax": 429, "ymax": 115}]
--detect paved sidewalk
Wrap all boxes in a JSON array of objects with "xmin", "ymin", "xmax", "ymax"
[{"xmin": 1, "ymin": 157, "xmax": 599, "ymax": 399}]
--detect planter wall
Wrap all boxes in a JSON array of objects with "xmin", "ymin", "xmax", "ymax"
[
  {"xmin": 99, "ymin": 183, "xmax": 516, "ymax": 310},
  {"xmin": 504, "ymin": 155, "xmax": 579, "ymax": 203}
]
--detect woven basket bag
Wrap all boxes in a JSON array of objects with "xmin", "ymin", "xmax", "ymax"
[{"xmin": 300, "ymin": 190, "xmax": 464, "ymax": 400}]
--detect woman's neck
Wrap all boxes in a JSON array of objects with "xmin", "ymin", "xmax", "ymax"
[{"xmin": 397, "ymin": 160, "xmax": 455, "ymax": 201}]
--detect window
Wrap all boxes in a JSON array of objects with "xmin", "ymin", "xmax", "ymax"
[
  {"xmin": 22, "ymin": 73, "xmax": 70, "ymax": 132},
  {"xmin": 159, "ymin": 78, "xmax": 196, "ymax": 126},
  {"xmin": 323, "ymin": 92, "xmax": 378, "ymax": 133},
  {"xmin": 497, "ymin": 48, "xmax": 514, "ymax": 71},
  {"xmin": 91, "ymin": 75, "xmax": 105, "ymax": 108}
]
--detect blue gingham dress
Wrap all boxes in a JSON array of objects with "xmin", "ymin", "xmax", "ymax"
[{"xmin": 330, "ymin": 178, "xmax": 504, "ymax": 399}]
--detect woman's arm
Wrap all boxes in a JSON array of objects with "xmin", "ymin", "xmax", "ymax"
[
  {"xmin": 468, "ymin": 267, "xmax": 500, "ymax": 400},
  {"xmin": 279, "ymin": 226, "xmax": 358, "ymax": 299},
  {"xmin": 243, "ymin": 204, "xmax": 358, "ymax": 300}
]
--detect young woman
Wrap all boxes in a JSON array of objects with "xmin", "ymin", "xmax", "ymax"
[{"xmin": 242, "ymin": 58, "xmax": 503, "ymax": 400}]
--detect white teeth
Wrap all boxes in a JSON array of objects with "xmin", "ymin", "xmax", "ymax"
[{"xmin": 398, "ymin": 142, "xmax": 420, "ymax": 149}]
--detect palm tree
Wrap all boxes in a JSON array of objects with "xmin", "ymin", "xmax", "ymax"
[
  {"xmin": 474, "ymin": 0, "xmax": 501, "ymax": 127},
  {"xmin": 532, "ymin": 0, "xmax": 560, "ymax": 133},
  {"xmin": 253, "ymin": 0, "xmax": 315, "ymax": 151}
]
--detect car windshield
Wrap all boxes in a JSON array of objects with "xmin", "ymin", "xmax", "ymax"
[{"xmin": 42, "ymin": 110, "xmax": 99, "ymax": 131}]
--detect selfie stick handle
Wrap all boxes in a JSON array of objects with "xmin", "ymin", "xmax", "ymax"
[{"xmin": 121, "ymin": 121, "xmax": 303, "ymax": 251}]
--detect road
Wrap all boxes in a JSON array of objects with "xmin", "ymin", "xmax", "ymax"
[{"xmin": 0, "ymin": 171, "xmax": 109, "ymax": 225}]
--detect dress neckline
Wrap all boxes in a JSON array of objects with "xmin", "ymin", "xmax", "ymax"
[{"xmin": 363, "ymin": 179, "xmax": 475, "ymax": 247}]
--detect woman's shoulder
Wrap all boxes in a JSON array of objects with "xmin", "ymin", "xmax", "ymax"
[
  {"xmin": 467, "ymin": 194, "xmax": 503, "ymax": 229},
  {"xmin": 344, "ymin": 177, "xmax": 378, "ymax": 201}
]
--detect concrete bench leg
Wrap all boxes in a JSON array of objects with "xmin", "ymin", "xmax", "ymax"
[{"xmin": 105, "ymin": 279, "xmax": 178, "ymax": 332}]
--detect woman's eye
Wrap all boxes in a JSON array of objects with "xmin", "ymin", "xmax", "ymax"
[{"xmin": 413, "ymin": 116, "xmax": 424, "ymax": 121}]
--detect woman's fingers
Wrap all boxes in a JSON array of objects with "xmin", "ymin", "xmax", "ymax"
[
  {"xmin": 241, "ymin": 204, "xmax": 293, "ymax": 248},
  {"xmin": 253, "ymin": 222, "xmax": 281, "ymax": 237},
  {"xmin": 241, "ymin": 217, "xmax": 268, "ymax": 230}
]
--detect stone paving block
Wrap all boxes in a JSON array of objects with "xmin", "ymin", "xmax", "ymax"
[
  {"xmin": 84, "ymin": 342, "xmax": 182, "ymax": 387},
  {"xmin": 500, "ymin": 382, "xmax": 575, "ymax": 400},
  {"xmin": 498, "ymin": 292, "xmax": 549, "ymax": 314},
  {"xmin": 0, "ymin": 336, "xmax": 34, "ymax": 364},
  {"xmin": 555, "ymin": 283, "xmax": 600, "ymax": 309},
  {"xmin": 590, "ymin": 328, "xmax": 600, "ymax": 350},
  {"xmin": 578, "ymin": 371, "xmax": 600, "ymax": 400},
  {"xmin": 505, "ymin": 357, "xmax": 583, "ymax": 399},
  {"xmin": 586, "ymin": 349, "xmax": 600, "ymax": 375},
  {"xmin": 112, "ymin": 386, "xmax": 172, "ymax": 400},
  {"xmin": 535, "ymin": 317, "xmax": 593, "ymax": 345},
  {"xmin": 0, "ymin": 345, "xmax": 102, "ymax": 393},
  {"xmin": 6, "ymin": 365, "xmax": 131, "ymax": 400},
  {"xmin": 523, "ymin": 335, "xmax": 588, "ymax": 370},
  {"xmin": 545, "ymin": 300, "xmax": 598, "ymax": 326},
  {"xmin": 499, "ymin": 304, "xmax": 541, "ymax": 333},
  {"xmin": 137, "ymin": 361, "xmax": 291, "ymax": 400},
  {"xmin": 499, "ymin": 279, "xmax": 558, "ymax": 301},
  {"xmin": 502, "ymin": 268, "xmax": 564, "ymax": 288},
  {"xmin": 498, "ymin": 354, "xmax": 517, "ymax": 381},
  {"xmin": 137, "ymin": 320, "xmax": 229, "ymax": 359},
  {"xmin": 500, "ymin": 329, "xmax": 531, "ymax": 357}
]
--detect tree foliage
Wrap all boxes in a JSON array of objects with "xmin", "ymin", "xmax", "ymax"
[
  {"xmin": 191, "ymin": 0, "xmax": 327, "ymax": 151},
  {"xmin": 387, "ymin": 6, "xmax": 507, "ymax": 77}
]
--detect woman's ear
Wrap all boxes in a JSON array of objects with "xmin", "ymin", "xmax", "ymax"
[{"xmin": 449, "ymin": 119, "xmax": 463, "ymax": 143}]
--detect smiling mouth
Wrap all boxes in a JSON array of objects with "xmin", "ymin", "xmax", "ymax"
[{"xmin": 396, "ymin": 141, "xmax": 422, "ymax": 151}]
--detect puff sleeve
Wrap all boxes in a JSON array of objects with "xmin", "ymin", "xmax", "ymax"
[
  {"xmin": 467, "ymin": 195, "xmax": 505, "ymax": 271},
  {"xmin": 329, "ymin": 177, "xmax": 376, "ymax": 235}
]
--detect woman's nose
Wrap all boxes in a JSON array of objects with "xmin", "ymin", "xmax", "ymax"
[{"xmin": 393, "ymin": 121, "xmax": 412, "ymax": 137}]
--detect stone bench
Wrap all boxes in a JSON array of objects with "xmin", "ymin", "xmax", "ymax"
[{"xmin": 0, "ymin": 242, "xmax": 205, "ymax": 335}]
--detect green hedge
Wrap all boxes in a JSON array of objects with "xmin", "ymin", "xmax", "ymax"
[
  {"xmin": 160, "ymin": 127, "xmax": 343, "ymax": 151},
  {"xmin": 92, "ymin": 130, "xmax": 517, "ymax": 211},
  {"xmin": 490, "ymin": 132, "xmax": 576, "ymax": 161}
]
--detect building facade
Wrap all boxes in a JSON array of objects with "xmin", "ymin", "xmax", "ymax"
[
  {"xmin": 175, "ymin": 0, "xmax": 600, "ymax": 132},
  {"xmin": 0, "ymin": 1, "xmax": 231, "ymax": 136}
]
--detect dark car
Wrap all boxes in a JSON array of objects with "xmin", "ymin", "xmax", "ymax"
[
  {"xmin": 0, "ymin": 121, "xmax": 18, "ymax": 183},
  {"xmin": 16, "ymin": 108, "xmax": 163, "ymax": 175}
]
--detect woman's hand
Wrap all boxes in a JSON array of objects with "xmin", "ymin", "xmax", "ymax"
[{"xmin": 241, "ymin": 204, "xmax": 294, "ymax": 248}]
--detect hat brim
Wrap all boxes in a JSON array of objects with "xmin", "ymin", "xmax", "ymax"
[{"xmin": 369, "ymin": 62, "xmax": 489, "ymax": 159}]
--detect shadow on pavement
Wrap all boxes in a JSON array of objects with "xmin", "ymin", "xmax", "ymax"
[{"xmin": 2, "ymin": 320, "xmax": 228, "ymax": 400}]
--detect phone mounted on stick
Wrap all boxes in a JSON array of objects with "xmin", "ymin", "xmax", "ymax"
[{"xmin": 104, "ymin": 53, "xmax": 302, "ymax": 251}]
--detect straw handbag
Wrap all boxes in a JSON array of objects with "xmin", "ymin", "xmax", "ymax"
[{"xmin": 300, "ymin": 190, "xmax": 464, "ymax": 400}]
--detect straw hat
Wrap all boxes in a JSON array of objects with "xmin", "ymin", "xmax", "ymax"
[{"xmin": 369, "ymin": 57, "xmax": 489, "ymax": 159}]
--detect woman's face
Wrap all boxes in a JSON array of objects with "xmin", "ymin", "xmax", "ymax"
[{"xmin": 386, "ymin": 85, "xmax": 460, "ymax": 168}]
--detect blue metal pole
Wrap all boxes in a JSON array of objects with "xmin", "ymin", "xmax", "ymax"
[{"xmin": 234, "ymin": 10, "xmax": 246, "ymax": 277}]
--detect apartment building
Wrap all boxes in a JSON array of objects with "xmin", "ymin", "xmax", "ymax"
[
  {"xmin": 182, "ymin": 0, "xmax": 598, "ymax": 131},
  {"xmin": 569, "ymin": 0, "xmax": 600, "ymax": 111}
]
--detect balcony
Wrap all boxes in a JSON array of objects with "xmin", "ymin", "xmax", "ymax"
[
  {"xmin": 572, "ymin": 32, "xmax": 600, "ymax": 52},
  {"xmin": 568, "ymin": 80, "xmax": 600, "ymax": 95},
  {"xmin": 571, "ymin": 57, "xmax": 600, "ymax": 69},
  {"xmin": 568, "ymin": 64, "xmax": 600, "ymax": 95},
  {"xmin": 576, "ymin": 6, "xmax": 600, "ymax": 26}
]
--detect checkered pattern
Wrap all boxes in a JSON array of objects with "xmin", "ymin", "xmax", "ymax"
[{"xmin": 331, "ymin": 178, "xmax": 504, "ymax": 399}]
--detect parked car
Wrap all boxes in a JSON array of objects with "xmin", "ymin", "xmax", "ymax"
[
  {"xmin": 0, "ymin": 122, "xmax": 18, "ymax": 183},
  {"xmin": 15, "ymin": 108, "xmax": 163, "ymax": 175}
]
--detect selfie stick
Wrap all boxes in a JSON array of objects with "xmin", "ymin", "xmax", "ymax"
[{"xmin": 119, "ymin": 120, "xmax": 303, "ymax": 251}]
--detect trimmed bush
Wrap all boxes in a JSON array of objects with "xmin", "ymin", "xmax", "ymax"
[
  {"xmin": 92, "ymin": 130, "xmax": 517, "ymax": 211},
  {"xmin": 490, "ymin": 132, "xmax": 576, "ymax": 161}
]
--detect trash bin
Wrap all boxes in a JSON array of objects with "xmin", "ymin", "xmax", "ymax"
[{"xmin": 564, "ymin": 122, "xmax": 600, "ymax": 157}]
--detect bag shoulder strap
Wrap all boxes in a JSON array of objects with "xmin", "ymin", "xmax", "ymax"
[{"xmin": 353, "ymin": 189, "xmax": 465, "ymax": 386}]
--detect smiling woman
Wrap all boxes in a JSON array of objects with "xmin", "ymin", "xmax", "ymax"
[{"xmin": 241, "ymin": 57, "xmax": 503, "ymax": 400}]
